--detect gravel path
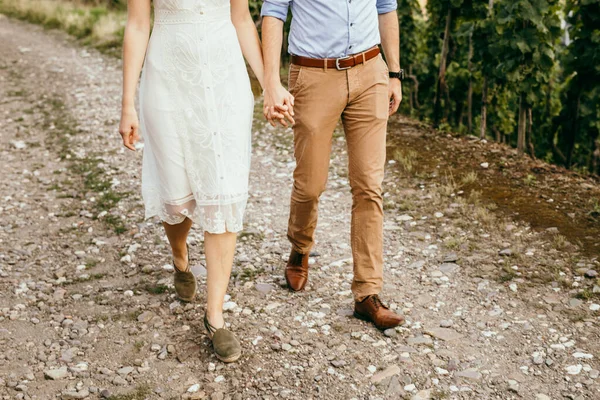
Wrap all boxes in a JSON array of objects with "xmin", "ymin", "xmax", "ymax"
[{"xmin": 0, "ymin": 16, "xmax": 599, "ymax": 400}]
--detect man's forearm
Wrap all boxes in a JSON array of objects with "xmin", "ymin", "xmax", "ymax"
[
  {"xmin": 262, "ymin": 16, "xmax": 285, "ymax": 87},
  {"xmin": 378, "ymin": 11, "xmax": 400, "ymax": 72}
]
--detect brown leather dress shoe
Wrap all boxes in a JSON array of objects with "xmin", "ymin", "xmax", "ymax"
[
  {"xmin": 285, "ymin": 249, "xmax": 309, "ymax": 291},
  {"xmin": 354, "ymin": 295, "xmax": 405, "ymax": 330}
]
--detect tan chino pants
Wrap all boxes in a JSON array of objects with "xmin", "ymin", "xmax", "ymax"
[{"xmin": 287, "ymin": 54, "xmax": 390, "ymax": 301}]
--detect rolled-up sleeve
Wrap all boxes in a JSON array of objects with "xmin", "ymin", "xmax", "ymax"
[
  {"xmin": 376, "ymin": 0, "xmax": 398, "ymax": 14},
  {"xmin": 261, "ymin": 0, "xmax": 291, "ymax": 22}
]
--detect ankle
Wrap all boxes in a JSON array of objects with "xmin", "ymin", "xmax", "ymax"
[
  {"xmin": 206, "ymin": 309, "xmax": 225, "ymax": 328},
  {"xmin": 172, "ymin": 246, "xmax": 189, "ymax": 271},
  {"xmin": 173, "ymin": 244, "xmax": 188, "ymax": 259}
]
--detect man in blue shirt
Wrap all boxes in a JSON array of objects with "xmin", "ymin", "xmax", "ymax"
[{"xmin": 261, "ymin": 0, "xmax": 405, "ymax": 330}]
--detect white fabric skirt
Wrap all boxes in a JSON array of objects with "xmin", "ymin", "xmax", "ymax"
[{"xmin": 139, "ymin": 1, "xmax": 254, "ymax": 233}]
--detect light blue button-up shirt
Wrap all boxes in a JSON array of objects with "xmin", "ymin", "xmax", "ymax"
[{"xmin": 261, "ymin": 0, "xmax": 397, "ymax": 59}]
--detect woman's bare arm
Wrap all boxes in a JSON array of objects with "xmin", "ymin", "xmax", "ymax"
[
  {"xmin": 230, "ymin": 0, "xmax": 265, "ymax": 88},
  {"xmin": 230, "ymin": 0, "xmax": 292, "ymax": 126},
  {"xmin": 119, "ymin": 0, "xmax": 151, "ymax": 151}
]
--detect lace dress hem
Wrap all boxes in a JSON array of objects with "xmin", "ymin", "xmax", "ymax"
[{"xmin": 143, "ymin": 192, "xmax": 247, "ymax": 234}]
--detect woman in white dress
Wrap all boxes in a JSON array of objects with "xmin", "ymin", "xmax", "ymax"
[{"xmin": 118, "ymin": 0, "xmax": 293, "ymax": 362}]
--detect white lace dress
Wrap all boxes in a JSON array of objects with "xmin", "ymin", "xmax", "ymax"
[{"xmin": 139, "ymin": 0, "xmax": 253, "ymax": 233}]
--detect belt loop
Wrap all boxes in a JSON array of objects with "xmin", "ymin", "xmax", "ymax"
[
  {"xmin": 362, "ymin": 52, "xmax": 366, "ymax": 65},
  {"xmin": 324, "ymin": 58, "xmax": 327, "ymax": 71}
]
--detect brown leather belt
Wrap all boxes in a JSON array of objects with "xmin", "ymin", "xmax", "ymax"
[{"xmin": 291, "ymin": 46, "xmax": 381, "ymax": 70}]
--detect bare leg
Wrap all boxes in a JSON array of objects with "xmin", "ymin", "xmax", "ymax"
[
  {"xmin": 163, "ymin": 218, "xmax": 193, "ymax": 271},
  {"xmin": 204, "ymin": 232, "xmax": 237, "ymax": 328}
]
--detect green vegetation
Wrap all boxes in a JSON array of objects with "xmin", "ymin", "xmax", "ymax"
[
  {"xmin": 575, "ymin": 288, "xmax": 600, "ymax": 300},
  {"xmin": 589, "ymin": 199, "xmax": 600, "ymax": 218},
  {"xmin": 41, "ymin": 96, "xmax": 129, "ymax": 234},
  {"xmin": 145, "ymin": 284, "xmax": 169, "ymax": 295},
  {"xmin": 232, "ymin": 265, "xmax": 265, "ymax": 281},
  {"xmin": 393, "ymin": 149, "xmax": 419, "ymax": 172},
  {"xmin": 0, "ymin": 0, "xmax": 125, "ymax": 53},
  {"xmin": 104, "ymin": 214, "xmax": 127, "ymax": 235},
  {"xmin": 461, "ymin": 171, "xmax": 478, "ymax": 185},
  {"xmin": 552, "ymin": 233, "xmax": 569, "ymax": 250},
  {"xmin": 107, "ymin": 385, "xmax": 152, "ymax": 400},
  {"xmin": 523, "ymin": 174, "xmax": 537, "ymax": 186},
  {"xmin": 399, "ymin": 0, "xmax": 600, "ymax": 175},
  {"xmin": 133, "ymin": 340, "xmax": 144, "ymax": 352},
  {"xmin": 498, "ymin": 265, "xmax": 517, "ymax": 282},
  {"xmin": 444, "ymin": 236, "xmax": 465, "ymax": 250}
]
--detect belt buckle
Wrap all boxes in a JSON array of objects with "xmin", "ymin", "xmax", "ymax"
[{"xmin": 335, "ymin": 56, "xmax": 352, "ymax": 71}]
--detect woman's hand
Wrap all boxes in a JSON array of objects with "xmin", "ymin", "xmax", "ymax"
[{"xmin": 119, "ymin": 106, "xmax": 140, "ymax": 151}]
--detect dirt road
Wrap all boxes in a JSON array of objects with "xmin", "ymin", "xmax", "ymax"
[{"xmin": 0, "ymin": 16, "xmax": 599, "ymax": 400}]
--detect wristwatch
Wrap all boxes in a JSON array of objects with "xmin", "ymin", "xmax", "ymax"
[{"xmin": 389, "ymin": 69, "xmax": 405, "ymax": 81}]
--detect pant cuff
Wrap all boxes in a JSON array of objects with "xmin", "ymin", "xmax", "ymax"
[{"xmin": 353, "ymin": 288, "xmax": 381, "ymax": 303}]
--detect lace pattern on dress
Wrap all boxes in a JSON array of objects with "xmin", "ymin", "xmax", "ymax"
[{"xmin": 139, "ymin": 0, "xmax": 253, "ymax": 234}]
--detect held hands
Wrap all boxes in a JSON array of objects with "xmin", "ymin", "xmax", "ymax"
[
  {"xmin": 263, "ymin": 83, "xmax": 295, "ymax": 127},
  {"xmin": 388, "ymin": 78, "xmax": 402, "ymax": 116},
  {"xmin": 119, "ymin": 106, "xmax": 141, "ymax": 151}
]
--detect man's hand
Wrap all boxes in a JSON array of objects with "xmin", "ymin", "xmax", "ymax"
[
  {"xmin": 379, "ymin": 9, "xmax": 402, "ymax": 116},
  {"xmin": 388, "ymin": 78, "xmax": 402, "ymax": 116},
  {"xmin": 264, "ymin": 83, "xmax": 295, "ymax": 127}
]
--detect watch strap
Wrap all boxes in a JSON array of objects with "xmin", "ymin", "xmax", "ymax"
[{"xmin": 389, "ymin": 69, "xmax": 405, "ymax": 81}]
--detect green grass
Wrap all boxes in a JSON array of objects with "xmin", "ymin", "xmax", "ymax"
[
  {"xmin": 461, "ymin": 171, "xmax": 478, "ymax": 185},
  {"xmin": 125, "ymin": 310, "xmax": 143, "ymax": 321},
  {"xmin": 70, "ymin": 157, "xmax": 112, "ymax": 191},
  {"xmin": 468, "ymin": 189, "xmax": 483, "ymax": 205},
  {"xmin": 232, "ymin": 265, "xmax": 265, "ymax": 281},
  {"xmin": 97, "ymin": 191, "xmax": 128, "ymax": 211},
  {"xmin": 439, "ymin": 171, "xmax": 459, "ymax": 196},
  {"xmin": 444, "ymin": 236, "xmax": 464, "ymax": 250},
  {"xmin": 575, "ymin": 288, "xmax": 600, "ymax": 301},
  {"xmin": 37, "ymin": 95, "xmax": 130, "ymax": 234},
  {"xmin": 146, "ymin": 284, "xmax": 169, "ymax": 295},
  {"xmin": 396, "ymin": 199, "xmax": 415, "ymax": 211},
  {"xmin": 523, "ymin": 174, "xmax": 537, "ymax": 186},
  {"xmin": 589, "ymin": 198, "xmax": 600, "ymax": 219},
  {"xmin": 7, "ymin": 89, "xmax": 26, "ymax": 97},
  {"xmin": 431, "ymin": 389, "xmax": 450, "ymax": 400},
  {"xmin": 239, "ymin": 230, "xmax": 265, "ymax": 241},
  {"xmin": 133, "ymin": 340, "xmax": 144, "ymax": 352},
  {"xmin": 552, "ymin": 234, "xmax": 569, "ymax": 251},
  {"xmin": 393, "ymin": 149, "xmax": 419, "ymax": 173},
  {"xmin": 0, "ymin": 0, "xmax": 126, "ymax": 54},
  {"xmin": 497, "ymin": 265, "xmax": 517, "ymax": 283},
  {"xmin": 107, "ymin": 385, "xmax": 152, "ymax": 400},
  {"xmin": 104, "ymin": 215, "xmax": 127, "ymax": 234}
]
